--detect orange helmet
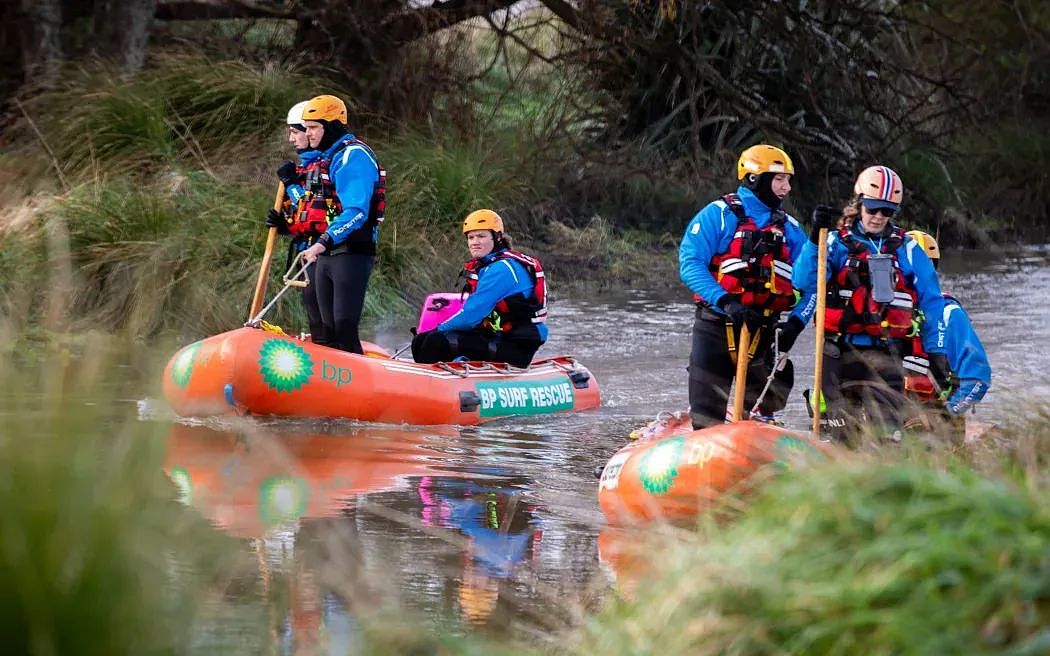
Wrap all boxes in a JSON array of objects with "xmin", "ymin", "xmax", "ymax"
[
  {"xmin": 854, "ymin": 165, "xmax": 904, "ymax": 210},
  {"xmin": 302, "ymin": 95, "xmax": 347, "ymax": 124},
  {"xmin": 907, "ymin": 230, "xmax": 940, "ymax": 261},
  {"xmin": 737, "ymin": 145, "xmax": 794, "ymax": 181},
  {"xmin": 462, "ymin": 209, "xmax": 504, "ymax": 234}
]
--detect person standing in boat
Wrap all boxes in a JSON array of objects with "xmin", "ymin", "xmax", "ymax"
[
  {"xmin": 679, "ymin": 145, "xmax": 815, "ymax": 430},
  {"xmin": 263, "ymin": 100, "xmax": 326, "ymax": 341},
  {"xmin": 901, "ymin": 230, "xmax": 991, "ymax": 437},
  {"xmin": 794, "ymin": 166, "xmax": 948, "ymax": 444},
  {"xmin": 298, "ymin": 95, "xmax": 387, "ymax": 355},
  {"xmin": 411, "ymin": 209, "xmax": 547, "ymax": 368}
]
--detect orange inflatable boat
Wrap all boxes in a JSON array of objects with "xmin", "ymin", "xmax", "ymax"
[
  {"xmin": 597, "ymin": 413, "xmax": 827, "ymax": 526},
  {"xmin": 162, "ymin": 326, "xmax": 600, "ymax": 425}
]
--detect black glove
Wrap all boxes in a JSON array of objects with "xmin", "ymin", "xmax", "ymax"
[
  {"xmin": 276, "ymin": 160, "xmax": 299, "ymax": 187},
  {"xmin": 808, "ymin": 204, "xmax": 838, "ymax": 244},
  {"xmin": 264, "ymin": 208, "xmax": 289, "ymax": 233},
  {"xmin": 716, "ymin": 295, "xmax": 762, "ymax": 333},
  {"xmin": 774, "ymin": 315, "xmax": 805, "ymax": 353},
  {"xmin": 928, "ymin": 353, "xmax": 952, "ymax": 395}
]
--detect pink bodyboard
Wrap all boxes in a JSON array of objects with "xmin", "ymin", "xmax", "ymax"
[{"xmin": 416, "ymin": 292, "xmax": 467, "ymax": 333}]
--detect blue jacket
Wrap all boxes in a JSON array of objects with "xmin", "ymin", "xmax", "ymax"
[
  {"xmin": 295, "ymin": 136, "xmax": 380, "ymax": 249},
  {"xmin": 284, "ymin": 149, "xmax": 321, "ymax": 207},
  {"xmin": 939, "ymin": 294, "xmax": 991, "ymax": 414},
  {"xmin": 439, "ymin": 249, "xmax": 549, "ymax": 342},
  {"xmin": 793, "ymin": 224, "xmax": 947, "ymax": 354},
  {"xmin": 679, "ymin": 186, "xmax": 816, "ymax": 325}
]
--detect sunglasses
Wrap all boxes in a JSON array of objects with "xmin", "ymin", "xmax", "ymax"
[{"xmin": 861, "ymin": 203, "xmax": 897, "ymax": 218}]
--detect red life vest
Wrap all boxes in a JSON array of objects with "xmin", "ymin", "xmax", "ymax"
[
  {"xmin": 291, "ymin": 136, "xmax": 386, "ymax": 240},
  {"xmin": 463, "ymin": 250, "xmax": 547, "ymax": 338},
  {"xmin": 824, "ymin": 226, "xmax": 918, "ymax": 339},
  {"xmin": 703, "ymin": 194, "xmax": 796, "ymax": 314}
]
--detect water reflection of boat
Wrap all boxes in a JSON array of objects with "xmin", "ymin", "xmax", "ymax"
[
  {"xmin": 597, "ymin": 414, "xmax": 826, "ymax": 526},
  {"xmin": 162, "ymin": 327, "xmax": 600, "ymax": 425},
  {"xmin": 163, "ymin": 421, "xmax": 463, "ymax": 537},
  {"xmin": 164, "ymin": 422, "xmax": 545, "ymax": 627}
]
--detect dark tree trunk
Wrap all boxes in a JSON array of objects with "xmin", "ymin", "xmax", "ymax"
[
  {"xmin": 20, "ymin": 0, "xmax": 63, "ymax": 85},
  {"xmin": 93, "ymin": 0, "xmax": 159, "ymax": 74},
  {"xmin": 0, "ymin": 2, "xmax": 25, "ymax": 108}
]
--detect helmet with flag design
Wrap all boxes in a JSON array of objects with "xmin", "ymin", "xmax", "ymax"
[{"xmin": 854, "ymin": 165, "xmax": 904, "ymax": 211}]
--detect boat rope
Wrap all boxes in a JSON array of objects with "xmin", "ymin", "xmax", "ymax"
[
  {"xmin": 749, "ymin": 327, "xmax": 787, "ymax": 419},
  {"xmin": 245, "ymin": 255, "xmax": 310, "ymax": 328}
]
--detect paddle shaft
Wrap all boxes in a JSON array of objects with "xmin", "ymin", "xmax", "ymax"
[
  {"xmin": 248, "ymin": 183, "xmax": 286, "ymax": 320},
  {"xmin": 812, "ymin": 228, "xmax": 829, "ymax": 436},
  {"xmin": 732, "ymin": 323, "xmax": 752, "ymax": 422}
]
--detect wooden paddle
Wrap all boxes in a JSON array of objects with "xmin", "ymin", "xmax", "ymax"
[
  {"xmin": 248, "ymin": 183, "xmax": 286, "ymax": 321},
  {"xmin": 731, "ymin": 323, "xmax": 752, "ymax": 422},
  {"xmin": 812, "ymin": 227, "xmax": 829, "ymax": 436}
]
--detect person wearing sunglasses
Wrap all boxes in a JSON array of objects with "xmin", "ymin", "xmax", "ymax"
[{"xmin": 794, "ymin": 165, "xmax": 948, "ymax": 445}]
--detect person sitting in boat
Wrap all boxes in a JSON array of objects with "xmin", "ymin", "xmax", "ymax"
[
  {"xmin": 794, "ymin": 166, "xmax": 948, "ymax": 445},
  {"xmin": 411, "ymin": 209, "xmax": 547, "ymax": 368},
  {"xmin": 901, "ymin": 230, "xmax": 991, "ymax": 437},
  {"xmin": 263, "ymin": 100, "xmax": 326, "ymax": 340},
  {"xmin": 679, "ymin": 144, "xmax": 816, "ymax": 430}
]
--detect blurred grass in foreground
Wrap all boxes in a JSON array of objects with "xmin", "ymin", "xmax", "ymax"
[
  {"xmin": 0, "ymin": 336, "xmax": 242, "ymax": 654},
  {"xmin": 575, "ymin": 424, "xmax": 1050, "ymax": 656}
]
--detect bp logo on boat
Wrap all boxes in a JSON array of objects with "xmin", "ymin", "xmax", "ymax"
[
  {"xmin": 258, "ymin": 338, "xmax": 313, "ymax": 393},
  {"xmin": 258, "ymin": 475, "xmax": 309, "ymax": 527},
  {"xmin": 170, "ymin": 341, "xmax": 202, "ymax": 388},
  {"xmin": 638, "ymin": 435, "xmax": 685, "ymax": 495}
]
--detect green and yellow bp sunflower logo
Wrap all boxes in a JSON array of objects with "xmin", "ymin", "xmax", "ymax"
[
  {"xmin": 258, "ymin": 475, "xmax": 310, "ymax": 527},
  {"xmin": 168, "ymin": 465, "xmax": 192, "ymax": 504},
  {"xmin": 638, "ymin": 435, "xmax": 685, "ymax": 495},
  {"xmin": 774, "ymin": 435, "xmax": 821, "ymax": 470},
  {"xmin": 258, "ymin": 338, "xmax": 313, "ymax": 393},
  {"xmin": 170, "ymin": 341, "xmax": 202, "ymax": 388}
]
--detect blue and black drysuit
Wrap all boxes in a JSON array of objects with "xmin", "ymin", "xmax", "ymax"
[
  {"xmin": 278, "ymin": 149, "xmax": 323, "ymax": 339},
  {"xmin": 936, "ymin": 294, "xmax": 992, "ymax": 415},
  {"xmin": 310, "ymin": 135, "xmax": 381, "ymax": 354},
  {"xmin": 793, "ymin": 225, "xmax": 947, "ymax": 442},
  {"xmin": 679, "ymin": 186, "xmax": 815, "ymax": 428}
]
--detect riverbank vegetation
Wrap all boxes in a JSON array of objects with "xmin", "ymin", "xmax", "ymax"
[{"xmin": 2, "ymin": 1, "xmax": 1047, "ymax": 340}]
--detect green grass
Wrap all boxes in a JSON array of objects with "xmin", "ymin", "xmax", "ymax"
[
  {"xmin": 575, "ymin": 433, "xmax": 1050, "ymax": 656},
  {"xmin": 0, "ymin": 340, "xmax": 240, "ymax": 654}
]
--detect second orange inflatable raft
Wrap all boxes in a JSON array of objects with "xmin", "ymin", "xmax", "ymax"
[
  {"xmin": 162, "ymin": 326, "xmax": 600, "ymax": 425},
  {"xmin": 597, "ymin": 413, "xmax": 827, "ymax": 526}
]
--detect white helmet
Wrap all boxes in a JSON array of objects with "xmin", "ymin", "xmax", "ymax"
[{"xmin": 286, "ymin": 101, "xmax": 309, "ymax": 128}]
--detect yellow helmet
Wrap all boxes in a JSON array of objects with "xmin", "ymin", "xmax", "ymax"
[
  {"xmin": 302, "ymin": 94, "xmax": 347, "ymax": 124},
  {"xmin": 737, "ymin": 145, "xmax": 794, "ymax": 181},
  {"xmin": 907, "ymin": 230, "xmax": 940, "ymax": 260},
  {"xmin": 462, "ymin": 209, "xmax": 504, "ymax": 234}
]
